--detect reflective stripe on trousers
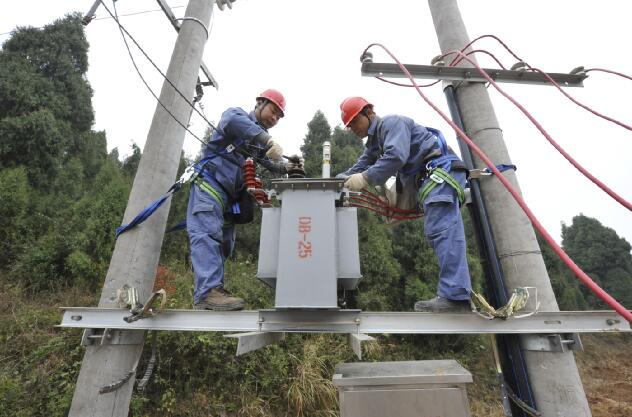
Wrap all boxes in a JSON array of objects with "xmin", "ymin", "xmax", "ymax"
[
  {"xmin": 186, "ymin": 184, "xmax": 235, "ymax": 304},
  {"xmin": 420, "ymin": 169, "xmax": 472, "ymax": 300}
]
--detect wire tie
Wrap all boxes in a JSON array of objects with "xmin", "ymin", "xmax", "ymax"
[{"xmin": 176, "ymin": 17, "xmax": 209, "ymax": 39}]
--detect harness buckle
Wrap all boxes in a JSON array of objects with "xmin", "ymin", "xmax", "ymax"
[
  {"xmin": 177, "ymin": 165, "xmax": 197, "ymax": 185},
  {"xmin": 429, "ymin": 172, "xmax": 444, "ymax": 184},
  {"xmin": 226, "ymin": 144, "xmax": 236, "ymax": 153}
]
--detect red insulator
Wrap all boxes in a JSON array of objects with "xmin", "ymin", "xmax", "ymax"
[
  {"xmin": 243, "ymin": 158, "xmax": 257, "ymax": 189},
  {"xmin": 253, "ymin": 177, "xmax": 269, "ymax": 204}
]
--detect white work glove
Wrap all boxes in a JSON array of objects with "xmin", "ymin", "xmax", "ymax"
[
  {"xmin": 285, "ymin": 154, "xmax": 304, "ymax": 171},
  {"xmin": 381, "ymin": 182, "xmax": 397, "ymax": 207},
  {"xmin": 265, "ymin": 139, "xmax": 283, "ymax": 162},
  {"xmin": 344, "ymin": 172, "xmax": 369, "ymax": 191},
  {"xmin": 335, "ymin": 173, "xmax": 349, "ymax": 179}
]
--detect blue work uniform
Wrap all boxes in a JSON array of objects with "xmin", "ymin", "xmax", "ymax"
[
  {"xmin": 341, "ymin": 115, "xmax": 471, "ymax": 300},
  {"xmin": 187, "ymin": 107, "xmax": 282, "ymax": 304}
]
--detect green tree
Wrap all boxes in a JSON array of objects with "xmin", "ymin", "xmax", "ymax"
[
  {"xmin": 0, "ymin": 14, "xmax": 97, "ymax": 188},
  {"xmin": 561, "ymin": 214, "xmax": 632, "ymax": 308},
  {"xmin": 300, "ymin": 110, "xmax": 331, "ymax": 177},
  {"xmin": 330, "ymin": 125, "xmax": 363, "ymax": 176},
  {"xmin": 0, "ymin": 167, "xmax": 31, "ymax": 267},
  {"xmin": 537, "ymin": 232, "xmax": 588, "ymax": 310}
]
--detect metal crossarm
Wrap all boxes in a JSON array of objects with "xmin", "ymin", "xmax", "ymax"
[
  {"xmin": 361, "ymin": 62, "xmax": 588, "ymax": 87},
  {"xmin": 59, "ymin": 308, "xmax": 631, "ymax": 334}
]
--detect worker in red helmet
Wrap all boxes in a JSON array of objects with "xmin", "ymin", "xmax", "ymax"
[
  {"xmin": 337, "ymin": 96, "xmax": 472, "ymax": 313},
  {"xmin": 187, "ymin": 89, "xmax": 303, "ymax": 310}
]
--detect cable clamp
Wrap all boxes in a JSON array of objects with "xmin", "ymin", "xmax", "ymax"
[
  {"xmin": 468, "ymin": 168, "xmax": 493, "ymax": 179},
  {"xmin": 176, "ymin": 17, "xmax": 209, "ymax": 39}
]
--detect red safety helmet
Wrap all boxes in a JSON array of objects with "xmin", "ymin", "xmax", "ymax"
[
  {"xmin": 257, "ymin": 89, "xmax": 286, "ymax": 115},
  {"xmin": 340, "ymin": 96, "xmax": 372, "ymax": 126}
]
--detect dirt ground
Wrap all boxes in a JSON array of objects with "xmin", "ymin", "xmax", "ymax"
[
  {"xmin": 468, "ymin": 333, "xmax": 631, "ymax": 417},
  {"xmin": 576, "ymin": 333, "xmax": 632, "ymax": 417}
]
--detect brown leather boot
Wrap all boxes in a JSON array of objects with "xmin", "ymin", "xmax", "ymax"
[{"xmin": 195, "ymin": 287, "xmax": 245, "ymax": 311}]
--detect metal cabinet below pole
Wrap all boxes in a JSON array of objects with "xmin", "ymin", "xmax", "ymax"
[{"xmin": 333, "ymin": 360, "xmax": 473, "ymax": 417}]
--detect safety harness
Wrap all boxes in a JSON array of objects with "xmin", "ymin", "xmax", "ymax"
[
  {"xmin": 115, "ymin": 133, "xmax": 266, "ymax": 238},
  {"xmin": 401, "ymin": 126, "xmax": 467, "ymax": 206},
  {"xmin": 409, "ymin": 127, "xmax": 516, "ymax": 207}
]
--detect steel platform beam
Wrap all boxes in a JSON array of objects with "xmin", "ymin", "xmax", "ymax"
[
  {"xmin": 58, "ymin": 308, "xmax": 631, "ymax": 334},
  {"xmin": 361, "ymin": 62, "xmax": 588, "ymax": 87}
]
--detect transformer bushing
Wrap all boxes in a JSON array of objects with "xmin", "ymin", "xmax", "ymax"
[{"xmin": 257, "ymin": 178, "xmax": 362, "ymax": 309}]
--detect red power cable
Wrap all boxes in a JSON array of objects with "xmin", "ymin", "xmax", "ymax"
[
  {"xmin": 433, "ymin": 51, "xmax": 632, "ymax": 213},
  {"xmin": 585, "ymin": 68, "xmax": 632, "ymax": 82},
  {"xmin": 458, "ymin": 35, "xmax": 632, "ymax": 132},
  {"xmin": 527, "ymin": 66, "xmax": 632, "ymax": 132},
  {"xmin": 375, "ymin": 49, "xmax": 507, "ymax": 89},
  {"xmin": 363, "ymin": 42, "xmax": 632, "ymax": 324},
  {"xmin": 457, "ymin": 34, "xmax": 527, "ymax": 66}
]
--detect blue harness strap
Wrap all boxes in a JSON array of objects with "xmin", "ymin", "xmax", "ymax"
[
  {"xmin": 424, "ymin": 127, "xmax": 461, "ymax": 172},
  {"xmin": 114, "ymin": 133, "xmax": 278, "ymax": 238},
  {"xmin": 115, "ymin": 153, "xmax": 227, "ymax": 239},
  {"xmin": 484, "ymin": 164, "xmax": 517, "ymax": 174},
  {"xmin": 115, "ymin": 182, "xmax": 182, "ymax": 238}
]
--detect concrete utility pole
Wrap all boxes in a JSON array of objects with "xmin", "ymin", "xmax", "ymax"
[
  {"xmin": 69, "ymin": 1, "xmax": 213, "ymax": 415},
  {"xmin": 426, "ymin": 1, "xmax": 592, "ymax": 416}
]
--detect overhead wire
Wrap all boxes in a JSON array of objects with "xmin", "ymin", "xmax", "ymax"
[
  {"xmin": 443, "ymin": 49, "xmax": 632, "ymax": 212},
  {"xmin": 0, "ymin": 5, "xmax": 186, "ymax": 36},
  {"xmin": 104, "ymin": 0, "xmax": 275, "ymax": 169},
  {"xmin": 108, "ymin": 0, "xmax": 206, "ymax": 146},
  {"xmin": 374, "ymin": 49, "xmax": 507, "ymax": 89},
  {"xmin": 363, "ymin": 42, "xmax": 632, "ymax": 324},
  {"xmin": 373, "ymin": 41, "xmax": 632, "ymax": 212},
  {"xmin": 93, "ymin": 5, "xmax": 185, "ymax": 22},
  {"xmin": 101, "ymin": 0, "xmax": 220, "ymax": 146},
  {"xmin": 584, "ymin": 68, "xmax": 632, "ymax": 81},
  {"xmin": 460, "ymin": 34, "xmax": 632, "ymax": 132}
]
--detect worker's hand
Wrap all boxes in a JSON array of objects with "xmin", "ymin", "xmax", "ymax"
[
  {"xmin": 344, "ymin": 172, "xmax": 369, "ymax": 191},
  {"xmin": 285, "ymin": 154, "xmax": 304, "ymax": 171},
  {"xmin": 265, "ymin": 139, "xmax": 284, "ymax": 162},
  {"xmin": 335, "ymin": 173, "xmax": 349, "ymax": 180}
]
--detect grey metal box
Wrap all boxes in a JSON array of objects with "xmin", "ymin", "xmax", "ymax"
[
  {"xmin": 256, "ymin": 179, "xmax": 362, "ymax": 309},
  {"xmin": 275, "ymin": 187, "xmax": 339, "ymax": 309},
  {"xmin": 333, "ymin": 360, "xmax": 472, "ymax": 417}
]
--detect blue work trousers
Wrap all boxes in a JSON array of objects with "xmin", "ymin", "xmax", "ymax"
[
  {"xmin": 420, "ymin": 170, "xmax": 471, "ymax": 300},
  {"xmin": 187, "ymin": 184, "xmax": 235, "ymax": 304}
]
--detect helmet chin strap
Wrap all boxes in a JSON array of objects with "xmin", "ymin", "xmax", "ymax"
[{"xmin": 255, "ymin": 100, "xmax": 269, "ymax": 127}]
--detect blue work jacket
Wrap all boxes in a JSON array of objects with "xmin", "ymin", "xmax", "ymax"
[
  {"xmin": 341, "ymin": 115, "xmax": 445, "ymax": 186},
  {"xmin": 202, "ymin": 107, "xmax": 271, "ymax": 199}
]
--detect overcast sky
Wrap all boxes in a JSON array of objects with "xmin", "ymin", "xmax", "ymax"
[{"xmin": 2, "ymin": 0, "xmax": 631, "ymax": 247}]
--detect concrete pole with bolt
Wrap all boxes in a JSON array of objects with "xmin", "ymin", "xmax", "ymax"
[
  {"xmin": 427, "ymin": 0, "xmax": 591, "ymax": 415},
  {"xmin": 68, "ymin": 1, "xmax": 214, "ymax": 415}
]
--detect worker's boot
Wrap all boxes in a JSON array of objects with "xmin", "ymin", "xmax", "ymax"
[
  {"xmin": 195, "ymin": 287, "xmax": 245, "ymax": 311},
  {"xmin": 414, "ymin": 296, "xmax": 470, "ymax": 313}
]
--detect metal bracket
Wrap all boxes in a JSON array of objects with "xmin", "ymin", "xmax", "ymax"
[
  {"xmin": 59, "ymin": 308, "xmax": 631, "ymax": 334},
  {"xmin": 361, "ymin": 62, "xmax": 587, "ymax": 88},
  {"xmin": 522, "ymin": 333, "xmax": 583, "ymax": 353},
  {"xmin": 81, "ymin": 328, "xmax": 145, "ymax": 346},
  {"xmin": 224, "ymin": 331, "xmax": 285, "ymax": 356},
  {"xmin": 155, "ymin": 0, "xmax": 219, "ymax": 89},
  {"xmin": 347, "ymin": 333, "xmax": 376, "ymax": 360}
]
